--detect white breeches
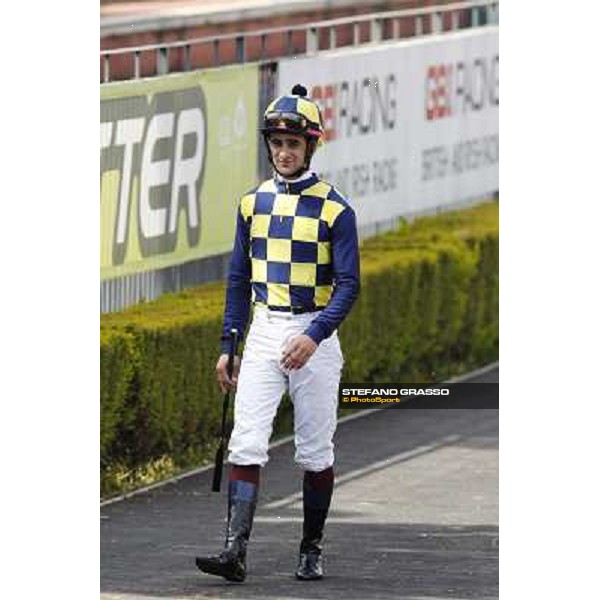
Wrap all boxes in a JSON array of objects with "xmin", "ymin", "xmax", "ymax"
[{"xmin": 227, "ymin": 308, "xmax": 344, "ymax": 472}]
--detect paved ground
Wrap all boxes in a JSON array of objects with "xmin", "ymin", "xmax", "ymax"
[{"xmin": 101, "ymin": 367, "xmax": 498, "ymax": 600}]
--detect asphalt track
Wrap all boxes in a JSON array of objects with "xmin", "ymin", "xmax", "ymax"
[{"xmin": 101, "ymin": 367, "xmax": 498, "ymax": 600}]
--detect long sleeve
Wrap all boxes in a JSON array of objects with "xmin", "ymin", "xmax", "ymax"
[
  {"xmin": 304, "ymin": 207, "xmax": 360, "ymax": 345},
  {"xmin": 221, "ymin": 207, "xmax": 252, "ymax": 353}
]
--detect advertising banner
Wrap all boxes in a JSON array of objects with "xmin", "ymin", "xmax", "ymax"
[
  {"xmin": 277, "ymin": 28, "xmax": 498, "ymax": 226},
  {"xmin": 100, "ymin": 66, "xmax": 258, "ymax": 281}
]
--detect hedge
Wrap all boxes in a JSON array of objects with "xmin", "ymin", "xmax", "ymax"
[{"xmin": 100, "ymin": 200, "xmax": 499, "ymax": 498}]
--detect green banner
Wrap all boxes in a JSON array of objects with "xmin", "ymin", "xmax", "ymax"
[{"xmin": 100, "ymin": 66, "xmax": 259, "ymax": 280}]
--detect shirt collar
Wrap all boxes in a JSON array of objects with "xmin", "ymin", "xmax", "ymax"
[{"xmin": 273, "ymin": 171, "xmax": 318, "ymax": 194}]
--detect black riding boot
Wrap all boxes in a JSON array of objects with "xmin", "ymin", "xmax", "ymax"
[
  {"xmin": 196, "ymin": 479, "xmax": 258, "ymax": 582},
  {"xmin": 295, "ymin": 469, "xmax": 333, "ymax": 580}
]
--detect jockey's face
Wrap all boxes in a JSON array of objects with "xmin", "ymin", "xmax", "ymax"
[{"xmin": 267, "ymin": 133, "xmax": 308, "ymax": 178}]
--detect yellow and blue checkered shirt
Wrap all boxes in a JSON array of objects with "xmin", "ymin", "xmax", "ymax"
[{"xmin": 222, "ymin": 172, "xmax": 360, "ymax": 348}]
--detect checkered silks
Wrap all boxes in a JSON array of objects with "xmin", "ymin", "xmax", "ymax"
[{"xmin": 240, "ymin": 179, "xmax": 347, "ymax": 309}]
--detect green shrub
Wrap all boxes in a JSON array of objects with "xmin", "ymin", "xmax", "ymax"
[{"xmin": 100, "ymin": 200, "xmax": 499, "ymax": 498}]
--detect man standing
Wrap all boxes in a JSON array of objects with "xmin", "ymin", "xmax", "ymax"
[{"xmin": 196, "ymin": 84, "xmax": 360, "ymax": 582}]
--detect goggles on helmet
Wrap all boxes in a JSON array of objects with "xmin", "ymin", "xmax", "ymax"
[{"xmin": 263, "ymin": 111, "xmax": 321, "ymax": 138}]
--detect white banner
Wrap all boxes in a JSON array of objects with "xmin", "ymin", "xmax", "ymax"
[{"xmin": 278, "ymin": 27, "xmax": 499, "ymax": 227}]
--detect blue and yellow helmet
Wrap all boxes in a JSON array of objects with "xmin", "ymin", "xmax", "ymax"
[{"xmin": 261, "ymin": 84, "xmax": 324, "ymax": 147}]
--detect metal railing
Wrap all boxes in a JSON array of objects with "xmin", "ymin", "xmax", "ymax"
[{"xmin": 101, "ymin": 0, "xmax": 498, "ymax": 83}]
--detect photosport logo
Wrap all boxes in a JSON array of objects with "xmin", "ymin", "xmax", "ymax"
[{"xmin": 339, "ymin": 384, "xmax": 499, "ymax": 409}]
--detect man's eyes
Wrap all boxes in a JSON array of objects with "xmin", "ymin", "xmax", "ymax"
[{"xmin": 270, "ymin": 140, "xmax": 300, "ymax": 149}]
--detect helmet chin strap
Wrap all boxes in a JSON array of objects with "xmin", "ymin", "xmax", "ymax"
[{"xmin": 264, "ymin": 135, "xmax": 317, "ymax": 180}]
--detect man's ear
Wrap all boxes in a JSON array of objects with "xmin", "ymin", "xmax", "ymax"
[{"xmin": 304, "ymin": 139, "xmax": 317, "ymax": 166}]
